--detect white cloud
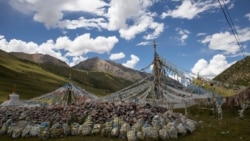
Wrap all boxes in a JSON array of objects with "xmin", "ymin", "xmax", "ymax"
[
  {"xmin": 161, "ymin": 0, "xmax": 230, "ymax": 20},
  {"xmin": 137, "ymin": 41, "xmax": 150, "ymax": 46},
  {"xmin": 176, "ymin": 28, "xmax": 190, "ymax": 45},
  {"xmin": 69, "ymin": 56, "xmax": 87, "ymax": 67},
  {"xmin": 8, "ymin": 0, "xmax": 164, "ymax": 41},
  {"xmin": 9, "ymin": 0, "xmax": 108, "ymax": 28},
  {"xmin": 191, "ymin": 54, "xmax": 234, "ymax": 79},
  {"xmin": 58, "ymin": 17, "xmax": 108, "ymax": 30},
  {"xmin": 119, "ymin": 13, "xmax": 164, "ymax": 40},
  {"xmin": 55, "ymin": 33, "xmax": 119, "ymax": 57},
  {"xmin": 110, "ymin": 1, "xmax": 164, "ymax": 41},
  {"xmin": 122, "ymin": 54, "xmax": 140, "ymax": 69},
  {"xmin": 245, "ymin": 13, "xmax": 250, "ymax": 20},
  {"xmin": 0, "ymin": 34, "xmax": 118, "ymax": 66},
  {"xmin": 109, "ymin": 52, "xmax": 125, "ymax": 60},
  {"xmin": 201, "ymin": 27, "xmax": 250, "ymax": 54},
  {"xmin": 197, "ymin": 32, "xmax": 206, "ymax": 36}
]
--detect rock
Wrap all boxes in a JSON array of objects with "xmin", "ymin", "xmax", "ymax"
[
  {"xmin": 50, "ymin": 128, "xmax": 63, "ymax": 138},
  {"xmin": 152, "ymin": 115, "xmax": 161, "ymax": 130},
  {"xmin": 119, "ymin": 122, "xmax": 130, "ymax": 139},
  {"xmin": 127, "ymin": 129, "xmax": 137, "ymax": 141},
  {"xmin": 176, "ymin": 123, "xmax": 187, "ymax": 136},
  {"xmin": 22, "ymin": 124, "xmax": 31, "ymax": 137},
  {"xmin": 132, "ymin": 118, "xmax": 144, "ymax": 132},
  {"xmin": 50, "ymin": 123, "xmax": 64, "ymax": 138},
  {"xmin": 136, "ymin": 131, "xmax": 144, "ymax": 141},
  {"xmin": 80, "ymin": 125, "xmax": 92, "ymax": 136},
  {"xmin": 62, "ymin": 124, "xmax": 70, "ymax": 136},
  {"xmin": 111, "ymin": 125, "xmax": 120, "ymax": 137},
  {"xmin": 0, "ymin": 119, "xmax": 12, "ymax": 135},
  {"xmin": 38, "ymin": 127, "xmax": 50, "ymax": 140},
  {"xmin": 101, "ymin": 121, "xmax": 113, "ymax": 137},
  {"xmin": 19, "ymin": 112, "xmax": 27, "ymax": 120},
  {"xmin": 71, "ymin": 122, "xmax": 80, "ymax": 135},
  {"xmin": 0, "ymin": 123, "xmax": 8, "ymax": 135},
  {"xmin": 166, "ymin": 122, "xmax": 178, "ymax": 139},
  {"xmin": 185, "ymin": 119, "xmax": 197, "ymax": 133},
  {"xmin": 92, "ymin": 124, "xmax": 102, "ymax": 135},
  {"xmin": 7, "ymin": 123, "xmax": 16, "ymax": 136},
  {"xmin": 40, "ymin": 122, "xmax": 50, "ymax": 128},
  {"xmin": 30, "ymin": 124, "xmax": 41, "ymax": 136},
  {"xmin": 159, "ymin": 128, "xmax": 169, "ymax": 140},
  {"xmin": 12, "ymin": 126, "xmax": 23, "ymax": 138}
]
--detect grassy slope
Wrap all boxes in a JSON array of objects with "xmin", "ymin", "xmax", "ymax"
[
  {"xmin": 214, "ymin": 56, "xmax": 250, "ymax": 87},
  {"xmin": 0, "ymin": 51, "xmax": 67, "ymax": 102},
  {"xmin": 174, "ymin": 106, "xmax": 250, "ymax": 141},
  {"xmin": 0, "ymin": 51, "xmax": 133, "ymax": 103}
]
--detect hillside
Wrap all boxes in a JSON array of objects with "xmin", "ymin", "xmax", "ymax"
[
  {"xmin": 214, "ymin": 56, "xmax": 250, "ymax": 87},
  {"xmin": 73, "ymin": 57, "xmax": 147, "ymax": 81},
  {"xmin": 0, "ymin": 50, "xmax": 134, "ymax": 103},
  {"xmin": 10, "ymin": 52, "xmax": 68, "ymax": 67}
]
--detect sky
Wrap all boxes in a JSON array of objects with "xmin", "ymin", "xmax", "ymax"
[{"xmin": 0, "ymin": 0, "xmax": 249, "ymax": 80}]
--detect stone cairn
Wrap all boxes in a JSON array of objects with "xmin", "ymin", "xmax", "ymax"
[{"xmin": 0, "ymin": 100, "xmax": 197, "ymax": 140}]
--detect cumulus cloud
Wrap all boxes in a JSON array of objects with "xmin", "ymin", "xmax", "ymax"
[
  {"xmin": 109, "ymin": 52, "xmax": 125, "ymax": 60},
  {"xmin": 8, "ymin": 0, "xmax": 164, "ymax": 40},
  {"xmin": 245, "ymin": 13, "xmax": 250, "ymax": 20},
  {"xmin": 55, "ymin": 33, "xmax": 118, "ymax": 57},
  {"xmin": 200, "ymin": 27, "xmax": 250, "ymax": 54},
  {"xmin": 161, "ymin": 0, "xmax": 230, "ymax": 20},
  {"xmin": 122, "ymin": 54, "xmax": 140, "ymax": 69},
  {"xmin": 58, "ymin": 17, "xmax": 108, "ymax": 30},
  {"xmin": 9, "ymin": 0, "xmax": 108, "ymax": 28},
  {"xmin": 119, "ymin": 13, "xmax": 164, "ymax": 40},
  {"xmin": 69, "ymin": 56, "xmax": 87, "ymax": 67},
  {"xmin": 109, "ymin": 0, "xmax": 164, "ymax": 40},
  {"xmin": 176, "ymin": 28, "xmax": 190, "ymax": 45},
  {"xmin": 191, "ymin": 54, "xmax": 234, "ymax": 79},
  {"xmin": 0, "ymin": 34, "xmax": 118, "ymax": 67},
  {"xmin": 137, "ymin": 41, "xmax": 150, "ymax": 46}
]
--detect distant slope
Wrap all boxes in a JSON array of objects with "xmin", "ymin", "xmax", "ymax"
[
  {"xmin": 0, "ymin": 50, "xmax": 67, "ymax": 102},
  {"xmin": 214, "ymin": 56, "xmax": 250, "ymax": 86},
  {"xmin": 0, "ymin": 50, "xmax": 134, "ymax": 103},
  {"xmin": 10, "ymin": 52, "xmax": 68, "ymax": 67},
  {"xmin": 73, "ymin": 57, "xmax": 148, "ymax": 81}
]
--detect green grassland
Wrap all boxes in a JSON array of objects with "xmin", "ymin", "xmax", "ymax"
[
  {"xmin": 174, "ymin": 105, "xmax": 250, "ymax": 141},
  {"xmin": 0, "ymin": 51, "xmax": 133, "ymax": 103},
  {"xmin": 214, "ymin": 56, "xmax": 250, "ymax": 87}
]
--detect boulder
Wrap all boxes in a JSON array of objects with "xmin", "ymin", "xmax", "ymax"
[
  {"xmin": 22, "ymin": 124, "xmax": 31, "ymax": 137},
  {"xmin": 30, "ymin": 124, "xmax": 41, "ymax": 136},
  {"xmin": 12, "ymin": 126, "xmax": 23, "ymax": 138}
]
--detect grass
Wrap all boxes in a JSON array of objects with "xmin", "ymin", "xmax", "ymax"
[
  {"xmin": 0, "ymin": 51, "xmax": 133, "ymax": 103},
  {"xmin": 174, "ymin": 105, "xmax": 250, "ymax": 141}
]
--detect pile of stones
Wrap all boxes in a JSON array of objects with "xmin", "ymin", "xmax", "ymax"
[{"xmin": 0, "ymin": 100, "xmax": 197, "ymax": 140}]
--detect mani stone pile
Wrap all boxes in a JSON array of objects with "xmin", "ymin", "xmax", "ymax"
[{"xmin": 0, "ymin": 100, "xmax": 197, "ymax": 141}]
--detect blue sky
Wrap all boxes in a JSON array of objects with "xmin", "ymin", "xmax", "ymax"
[{"xmin": 0, "ymin": 0, "xmax": 249, "ymax": 79}]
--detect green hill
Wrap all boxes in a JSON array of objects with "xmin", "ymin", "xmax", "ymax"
[
  {"xmin": 214, "ymin": 56, "xmax": 250, "ymax": 87},
  {"xmin": 192, "ymin": 56, "xmax": 250, "ymax": 97},
  {"xmin": 0, "ymin": 50, "xmax": 133, "ymax": 103}
]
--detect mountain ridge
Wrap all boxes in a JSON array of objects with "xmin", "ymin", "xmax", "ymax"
[
  {"xmin": 10, "ymin": 52, "xmax": 69, "ymax": 67},
  {"xmin": 214, "ymin": 56, "xmax": 250, "ymax": 87},
  {"xmin": 0, "ymin": 50, "xmax": 134, "ymax": 102},
  {"xmin": 73, "ymin": 56, "xmax": 148, "ymax": 81}
]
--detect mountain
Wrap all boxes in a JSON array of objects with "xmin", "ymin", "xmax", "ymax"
[
  {"xmin": 0, "ymin": 50, "xmax": 134, "ymax": 103},
  {"xmin": 10, "ymin": 52, "xmax": 68, "ymax": 67},
  {"xmin": 214, "ymin": 56, "xmax": 250, "ymax": 87},
  {"xmin": 73, "ymin": 57, "xmax": 148, "ymax": 81}
]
